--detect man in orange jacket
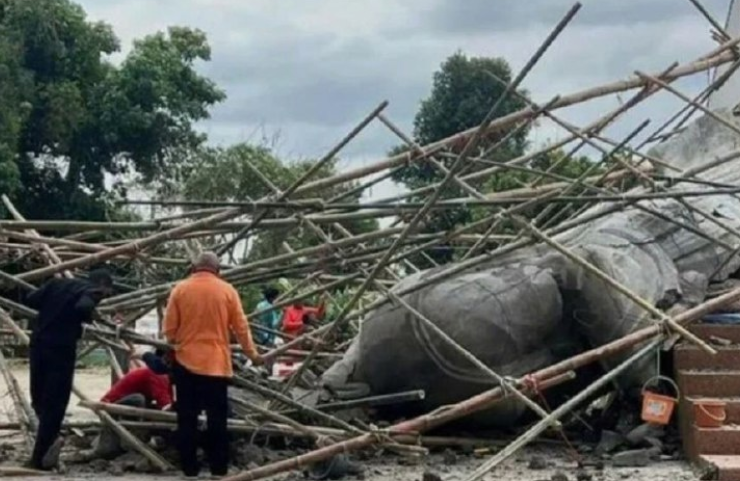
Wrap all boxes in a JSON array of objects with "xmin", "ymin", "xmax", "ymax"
[{"xmin": 163, "ymin": 252, "xmax": 262, "ymax": 479}]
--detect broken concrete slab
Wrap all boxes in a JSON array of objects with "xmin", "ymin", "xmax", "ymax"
[
  {"xmin": 596, "ymin": 430, "xmax": 625, "ymax": 454},
  {"xmin": 625, "ymin": 423, "xmax": 664, "ymax": 446}
]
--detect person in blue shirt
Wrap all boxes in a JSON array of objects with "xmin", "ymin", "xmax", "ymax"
[{"xmin": 253, "ymin": 286, "xmax": 281, "ymax": 347}]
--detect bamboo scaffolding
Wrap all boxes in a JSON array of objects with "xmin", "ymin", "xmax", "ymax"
[
  {"xmin": 217, "ymin": 100, "xmax": 389, "ymax": 256},
  {"xmin": 0, "ymin": 9, "xmax": 739, "ymax": 479},
  {"xmin": 463, "ymin": 338, "xmax": 664, "ymax": 481},
  {"xmin": 0, "ymin": 348, "xmax": 34, "ymax": 450},
  {"xmin": 221, "ymin": 284, "xmax": 740, "ymax": 481},
  {"xmin": 279, "ymin": 3, "xmax": 581, "ymax": 394}
]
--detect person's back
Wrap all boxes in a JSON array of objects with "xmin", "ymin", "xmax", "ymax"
[
  {"xmin": 162, "ymin": 252, "xmax": 261, "ymax": 478},
  {"xmin": 26, "ymin": 277, "xmax": 98, "ymax": 346},
  {"xmin": 22, "ymin": 269, "xmax": 112, "ymax": 471},
  {"xmin": 164, "ymin": 270, "xmax": 258, "ymax": 377},
  {"xmin": 102, "ymin": 367, "xmax": 172, "ymax": 409}
]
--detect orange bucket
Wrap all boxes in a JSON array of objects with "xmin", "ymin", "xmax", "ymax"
[
  {"xmin": 693, "ymin": 400, "xmax": 727, "ymax": 428},
  {"xmin": 641, "ymin": 376, "xmax": 679, "ymax": 425}
]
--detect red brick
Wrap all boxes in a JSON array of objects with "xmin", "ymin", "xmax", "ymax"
[
  {"xmin": 700, "ymin": 455, "xmax": 740, "ymax": 481},
  {"xmin": 690, "ymin": 324, "xmax": 740, "ymax": 344},
  {"xmin": 675, "ymin": 345, "xmax": 740, "ymax": 370},
  {"xmin": 693, "ymin": 426, "xmax": 740, "ymax": 455},
  {"xmin": 678, "ymin": 371, "xmax": 740, "ymax": 397}
]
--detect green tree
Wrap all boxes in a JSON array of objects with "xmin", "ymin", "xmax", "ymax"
[
  {"xmin": 392, "ymin": 52, "xmax": 529, "ymax": 191},
  {"xmin": 0, "ymin": 0, "xmax": 224, "ymax": 220},
  {"xmin": 175, "ymin": 143, "xmax": 379, "ymax": 263},
  {"xmin": 390, "ymin": 52, "xmax": 601, "ymax": 265},
  {"xmin": 390, "ymin": 52, "xmax": 530, "ymax": 264}
]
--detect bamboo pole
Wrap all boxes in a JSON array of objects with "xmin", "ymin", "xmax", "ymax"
[
  {"xmin": 687, "ymin": 0, "xmax": 731, "ymax": 41},
  {"xmin": 221, "ymin": 283, "xmax": 740, "ymax": 481},
  {"xmin": 0, "ymin": 348, "xmax": 34, "ymax": 450},
  {"xmin": 280, "ymin": 48, "xmax": 734, "ymax": 198},
  {"xmin": 463, "ymin": 339, "xmax": 664, "ymax": 481},
  {"xmin": 17, "ymin": 206, "xmax": 250, "ymax": 281},
  {"xmin": 216, "ymin": 100, "xmax": 389, "ymax": 256},
  {"xmin": 281, "ymin": 3, "xmax": 581, "ymax": 389},
  {"xmin": 0, "ymin": 309, "xmax": 172, "ymax": 471},
  {"xmin": 636, "ymin": 70, "xmax": 740, "ymax": 137},
  {"xmin": 510, "ymin": 215, "xmax": 716, "ymax": 354}
]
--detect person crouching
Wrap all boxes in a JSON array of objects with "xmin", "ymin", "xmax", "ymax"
[{"xmin": 94, "ymin": 349, "xmax": 173, "ymax": 459}]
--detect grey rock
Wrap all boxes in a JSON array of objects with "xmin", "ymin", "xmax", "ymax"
[
  {"xmin": 612, "ymin": 449, "xmax": 655, "ymax": 468},
  {"xmin": 133, "ymin": 457, "xmax": 153, "ymax": 473},
  {"xmin": 596, "ymin": 430, "xmax": 625, "ymax": 454},
  {"xmin": 575, "ymin": 470, "xmax": 593, "ymax": 481},
  {"xmin": 422, "ymin": 471, "xmax": 443, "ymax": 481},
  {"xmin": 242, "ymin": 444, "xmax": 266, "ymax": 465},
  {"xmin": 528, "ymin": 455, "xmax": 550, "ymax": 470},
  {"xmin": 551, "ymin": 472, "xmax": 569, "ymax": 481},
  {"xmin": 625, "ymin": 423, "xmax": 665, "ymax": 446},
  {"xmin": 89, "ymin": 458, "xmax": 109, "ymax": 472},
  {"xmin": 442, "ymin": 449, "xmax": 458, "ymax": 466},
  {"xmin": 107, "ymin": 463, "xmax": 124, "ymax": 476},
  {"xmin": 645, "ymin": 436, "xmax": 664, "ymax": 451}
]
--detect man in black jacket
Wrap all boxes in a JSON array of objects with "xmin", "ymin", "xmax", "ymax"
[{"xmin": 24, "ymin": 269, "xmax": 113, "ymax": 470}]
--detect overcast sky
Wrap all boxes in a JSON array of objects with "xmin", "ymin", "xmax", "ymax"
[{"xmin": 78, "ymin": 0, "xmax": 732, "ymax": 198}]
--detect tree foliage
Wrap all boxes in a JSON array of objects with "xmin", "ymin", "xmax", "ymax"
[
  {"xmin": 175, "ymin": 143, "xmax": 379, "ymax": 263},
  {"xmin": 0, "ymin": 0, "xmax": 224, "ymax": 220},
  {"xmin": 392, "ymin": 52, "xmax": 530, "ymax": 192},
  {"xmin": 390, "ymin": 52, "xmax": 599, "ymax": 265}
]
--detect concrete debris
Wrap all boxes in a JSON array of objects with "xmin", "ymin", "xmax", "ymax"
[
  {"xmin": 527, "ymin": 455, "xmax": 550, "ymax": 470},
  {"xmin": 625, "ymin": 423, "xmax": 665, "ymax": 446},
  {"xmin": 441, "ymin": 449, "xmax": 458, "ymax": 466},
  {"xmin": 551, "ymin": 471, "xmax": 569, "ymax": 481},
  {"xmin": 709, "ymin": 335, "xmax": 733, "ymax": 346},
  {"xmin": 422, "ymin": 470, "xmax": 444, "ymax": 481},
  {"xmin": 575, "ymin": 469, "xmax": 593, "ymax": 481},
  {"xmin": 596, "ymin": 430, "xmax": 625, "ymax": 454},
  {"xmin": 612, "ymin": 448, "xmax": 661, "ymax": 468}
]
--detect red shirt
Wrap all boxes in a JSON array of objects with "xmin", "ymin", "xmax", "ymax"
[
  {"xmin": 101, "ymin": 368, "xmax": 172, "ymax": 409},
  {"xmin": 282, "ymin": 303, "xmax": 325, "ymax": 335}
]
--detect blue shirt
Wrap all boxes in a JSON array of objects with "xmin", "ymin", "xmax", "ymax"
[{"xmin": 254, "ymin": 299, "xmax": 281, "ymax": 346}]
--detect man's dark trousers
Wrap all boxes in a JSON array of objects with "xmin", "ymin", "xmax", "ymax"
[
  {"xmin": 172, "ymin": 363, "xmax": 229, "ymax": 477},
  {"xmin": 29, "ymin": 340, "xmax": 76, "ymax": 468}
]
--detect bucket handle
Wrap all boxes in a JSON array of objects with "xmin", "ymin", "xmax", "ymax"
[
  {"xmin": 641, "ymin": 375, "xmax": 680, "ymax": 400},
  {"xmin": 698, "ymin": 403, "xmax": 727, "ymax": 422}
]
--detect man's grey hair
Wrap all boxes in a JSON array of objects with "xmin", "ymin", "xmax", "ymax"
[{"xmin": 193, "ymin": 251, "xmax": 220, "ymax": 271}]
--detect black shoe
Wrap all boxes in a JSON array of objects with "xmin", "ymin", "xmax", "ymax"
[{"xmin": 41, "ymin": 437, "xmax": 64, "ymax": 470}]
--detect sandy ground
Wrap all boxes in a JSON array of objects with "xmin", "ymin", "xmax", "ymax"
[
  {"xmin": 0, "ymin": 363, "xmax": 703, "ymax": 480},
  {"xmin": 0, "ymin": 361, "xmax": 110, "ymax": 424}
]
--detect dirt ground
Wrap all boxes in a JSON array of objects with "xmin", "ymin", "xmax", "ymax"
[{"xmin": 0, "ymin": 363, "xmax": 703, "ymax": 481}]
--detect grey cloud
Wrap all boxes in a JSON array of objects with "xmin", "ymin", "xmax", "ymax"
[
  {"xmin": 412, "ymin": 0, "xmax": 730, "ymax": 36},
  {"xmin": 77, "ymin": 0, "xmax": 735, "ymax": 165}
]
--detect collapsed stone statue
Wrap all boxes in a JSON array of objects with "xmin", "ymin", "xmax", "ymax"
[{"xmin": 322, "ymin": 110, "xmax": 740, "ymax": 427}]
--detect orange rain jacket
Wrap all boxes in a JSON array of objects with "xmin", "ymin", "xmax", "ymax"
[{"xmin": 163, "ymin": 271, "xmax": 258, "ymax": 377}]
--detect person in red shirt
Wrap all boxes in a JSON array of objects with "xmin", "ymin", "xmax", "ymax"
[
  {"xmin": 94, "ymin": 350, "xmax": 172, "ymax": 459},
  {"xmin": 282, "ymin": 293, "xmax": 328, "ymax": 337}
]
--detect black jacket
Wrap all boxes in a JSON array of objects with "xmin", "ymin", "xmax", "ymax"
[{"xmin": 24, "ymin": 278, "xmax": 100, "ymax": 347}]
